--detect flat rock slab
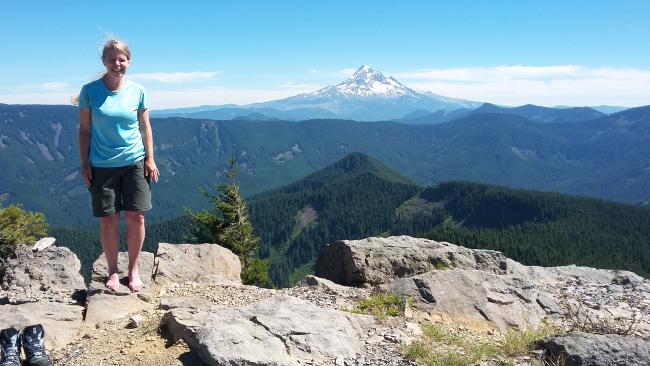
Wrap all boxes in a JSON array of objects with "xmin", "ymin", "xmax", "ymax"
[
  {"xmin": 84, "ymin": 293, "xmax": 150, "ymax": 325},
  {"xmin": 154, "ymin": 243, "xmax": 241, "ymax": 285},
  {"xmin": 164, "ymin": 296, "xmax": 365, "ymax": 366},
  {"xmin": 537, "ymin": 332, "xmax": 650, "ymax": 366},
  {"xmin": 0, "ymin": 301, "xmax": 83, "ymax": 350},
  {"xmin": 0, "ymin": 244, "xmax": 85, "ymax": 304},
  {"xmin": 159, "ymin": 296, "xmax": 216, "ymax": 311},
  {"xmin": 90, "ymin": 251, "xmax": 154, "ymax": 296},
  {"xmin": 383, "ymin": 269, "xmax": 550, "ymax": 332}
]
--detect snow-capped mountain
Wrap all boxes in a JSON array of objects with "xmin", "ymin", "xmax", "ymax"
[
  {"xmin": 154, "ymin": 65, "xmax": 481, "ymax": 121},
  {"xmin": 306, "ymin": 65, "xmax": 418, "ymax": 98},
  {"xmin": 248, "ymin": 65, "xmax": 481, "ymax": 121}
]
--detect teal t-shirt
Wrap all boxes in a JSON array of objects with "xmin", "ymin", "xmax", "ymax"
[{"xmin": 79, "ymin": 78, "xmax": 149, "ymax": 168}]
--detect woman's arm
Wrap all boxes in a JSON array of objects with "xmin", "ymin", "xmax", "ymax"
[
  {"xmin": 79, "ymin": 108, "xmax": 92, "ymax": 186},
  {"xmin": 138, "ymin": 109, "xmax": 160, "ymax": 182}
]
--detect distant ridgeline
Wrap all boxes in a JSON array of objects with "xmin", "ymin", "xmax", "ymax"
[
  {"xmin": 47, "ymin": 153, "xmax": 650, "ymax": 285},
  {"xmin": 2, "ymin": 103, "xmax": 650, "ymax": 227}
]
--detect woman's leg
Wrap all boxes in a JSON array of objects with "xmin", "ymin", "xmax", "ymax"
[
  {"xmin": 100, "ymin": 213, "xmax": 121, "ymax": 291},
  {"xmin": 125, "ymin": 210, "xmax": 146, "ymax": 292}
]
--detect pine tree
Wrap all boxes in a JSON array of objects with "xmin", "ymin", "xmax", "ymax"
[{"xmin": 187, "ymin": 156, "xmax": 270, "ymax": 287}]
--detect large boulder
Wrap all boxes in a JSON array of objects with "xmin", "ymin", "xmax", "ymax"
[
  {"xmin": 163, "ymin": 296, "xmax": 366, "ymax": 366},
  {"xmin": 0, "ymin": 244, "xmax": 86, "ymax": 304},
  {"xmin": 315, "ymin": 236, "xmax": 517, "ymax": 286},
  {"xmin": 153, "ymin": 243, "xmax": 241, "ymax": 285},
  {"xmin": 536, "ymin": 332, "xmax": 650, "ymax": 366}
]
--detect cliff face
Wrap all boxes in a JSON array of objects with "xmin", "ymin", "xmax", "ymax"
[{"xmin": 0, "ymin": 236, "xmax": 648, "ymax": 366}]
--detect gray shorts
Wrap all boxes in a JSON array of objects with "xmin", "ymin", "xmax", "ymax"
[{"xmin": 89, "ymin": 160, "xmax": 152, "ymax": 217}]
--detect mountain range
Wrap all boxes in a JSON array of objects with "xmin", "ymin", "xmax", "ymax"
[
  {"xmin": 1, "ymin": 103, "xmax": 650, "ymax": 226},
  {"xmin": 153, "ymin": 65, "xmax": 482, "ymax": 121},
  {"xmin": 152, "ymin": 65, "xmax": 626, "ymax": 122}
]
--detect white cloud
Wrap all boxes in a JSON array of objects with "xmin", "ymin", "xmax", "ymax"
[
  {"xmin": 146, "ymin": 86, "xmax": 320, "ymax": 109},
  {"xmin": 339, "ymin": 68, "xmax": 357, "ymax": 77},
  {"xmin": 396, "ymin": 65, "xmax": 650, "ymax": 107},
  {"xmin": 307, "ymin": 67, "xmax": 357, "ymax": 78},
  {"xmin": 129, "ymin": 71, "xmax": 220, "ymax": 83},
  {"xmin": 275, "ymin": 81, "xmax": 323, "ymax": 90},
  {"xmin": 17, "ymin": 81, "xmax": 71, "ymax": 92},
  {"xmin": 40, "ymin": 82, "xmax": 70, "ymax": 91},
  {"xmin": 0, "ymin": 92, "xmax": 75, "ymax": 105}
]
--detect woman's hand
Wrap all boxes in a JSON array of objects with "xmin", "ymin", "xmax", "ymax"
[
  {"xmin": 145, "ymin": 158, "xmax": 160, "ymax": 183},
  {"xmin": 82, "ymin": 165, "xmax": 92, "ymax": 187}
]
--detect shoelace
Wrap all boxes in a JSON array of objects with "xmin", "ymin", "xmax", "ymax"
[
  {"xmin": 1, "ymin": 351, "xmax": 20, "ymax": 364},
  {"xmin": 23, "ymin": 341, "xmax": 45, "ymax": 358}
]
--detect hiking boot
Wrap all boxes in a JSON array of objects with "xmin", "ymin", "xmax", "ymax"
[
  {"xmin": 0, "ymin": 327, "xmax": 22, "ymax": 366},
  {"xmin": 21, "ymin": 325, "xmax": 51, "ymax": 366}
]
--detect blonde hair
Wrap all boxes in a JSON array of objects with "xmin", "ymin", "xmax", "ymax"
[
  {"xmin": 72, "ymin": 38, "xmax": 132, "ymax": 105},
  {"xmin": 102, "ymin": 39, "xmax": 131, "ymax": 60}
]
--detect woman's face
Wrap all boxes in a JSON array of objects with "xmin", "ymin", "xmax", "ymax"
[{"xmin": 102, "ymin": 49, "xmax": 130, "ymax": 79}]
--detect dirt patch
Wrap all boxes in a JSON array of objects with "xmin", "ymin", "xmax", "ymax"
[{"xmin": 298, "ymin": 206, "xmax": 318, "ymax": 229}]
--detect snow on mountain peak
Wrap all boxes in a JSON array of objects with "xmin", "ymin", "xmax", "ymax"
[{"xmin": 308, "ymin": 65, "xmax": 416, "ymax": 99}]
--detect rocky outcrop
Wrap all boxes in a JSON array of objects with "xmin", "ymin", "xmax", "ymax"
[
  {"xmin": 315, "ymin": 236, "xmax": 516, "ymax": 286},
  {"xmin": 0, "ymin": 244, "xmax": 85, "ymax": 350},
  {"xmin": 537, "ymin": 332, "xmax": 650, "ymax": 366},
  {"xmin": 2, "ymin": 235, "xmax": 648, "ymax": 366},
  {"xmin": 153, "ymin": 243, "xmax": 241, "ymax": 285},
  {"xmin": 164, "ymin": 295, "xmax": 367, "ymax": 366},
  {"xmin": 0, "ymin": 244, "xmax": 85, "ymax": 304},
  {"xmin": 318, "ymin": 236, "xmax": 650, "ymax": 337}
]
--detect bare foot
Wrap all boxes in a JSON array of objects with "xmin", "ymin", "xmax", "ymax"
[
  {"xmin": 105, "ymin": 273, "xmax": 120, "ymax": 292},
  {"xmin": 128, "ymin": 272, "xmax": 144, "ymax": 292}
]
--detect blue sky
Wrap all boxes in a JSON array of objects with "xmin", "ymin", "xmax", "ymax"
[{"xmin": 1, "ymin": 0, "xmax": 649, "ymax": 108}]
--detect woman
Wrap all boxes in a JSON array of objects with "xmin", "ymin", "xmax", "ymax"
[{"xmin": 78, "ymin": 39, "xmax": 159, "ymax": 292}]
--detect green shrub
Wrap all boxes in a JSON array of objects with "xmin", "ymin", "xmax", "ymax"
[
  {"xmin": 347, "ymin": 292, "xmax": 410, "ymax": 320},
  {"xmin": 0, "ymin": 204, "xmax": 47, "ymax": 258}
]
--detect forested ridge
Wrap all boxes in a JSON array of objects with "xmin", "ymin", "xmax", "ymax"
[
  {"xmin": 49, "ymin": 153, "xmax": 650, "ymax": 286},
  {"xmin": 3, "ymin": 104, "xmax": 650, "ymax": 227}
]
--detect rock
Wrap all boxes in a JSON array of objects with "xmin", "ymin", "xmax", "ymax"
[
  {"xmin": 32, "ymin": 237, "xmax": 56, "ymax": 252},
  {"xmin": 153, "ymin": 243, "xmax": 241, "ymax": 285},
  {"xmin": 163, "ymin": 296, "xmax": 365, "ymax": 366},
  {"xmin": 315, "ymin": 236, "xmax": 518, "ymax": 286},
  {"xmin": 85, "ymin": 251, "xmax": 155, "ymax": 325},
  {"xmin": 84, "ymin": 293, "xmax": 150, "ymax": 325},
  {"xmin": 299, "ymin": 275, "xmax": 351, "ymax": 295},
  {"xmin": 0, "ymin": 244, "xmax": 85, "ymax": 304},
  {"xmin": 383, "ymin": 269, "xmax": 549, "ymax": 333},
  {"xmin": 517, "ymin": 265, "xmax": 644, "ymax": 288},
  {"xmin": 128, "ymin": 314, "xmax": 144, "ymax": 328},
  {"xmin": 335, "ymin": 355, "xmax": 345, "ymax": 366},
  {"xmin": 536, "ymin": 293, "xmax": 562, "ymax": 314},
  {"xmin": 0, "ymin": 301, "xmax": 83, "ymax": 350},
  {"xmin": 89, "ymin": 251, "xmax": 155, "ymax": 296},
  {"xmin": 537, "ymin": 332, "xmax": 650, "ymax": 366},
  {"xmin": 159, "ymin": 296, "xmax": 215, "ymax": 311}
]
